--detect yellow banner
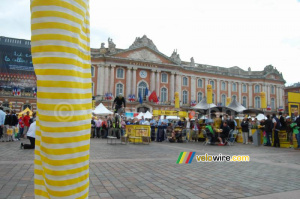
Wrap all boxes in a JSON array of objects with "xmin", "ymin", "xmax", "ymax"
[
  {"xmin": 175, "ymin": 92, "xmax": 180, "ymax": 109},
  {"xmin": 260, "ymin": 92, "xmax": 266, "ymax": 109},
  {"xmin": 288, "ymin": 92, "xmax": 300, "ymax": 103},
  {"xmin": 207, "ymin": 84, "xmax": 212, "ymax": 104},
  {"xmin": 153, "ymin": 110, "xmax": 188, "ymax": 117},
  {"xmin": 226, "ymin": 97, "xmax": 231, "ymax": 106}
]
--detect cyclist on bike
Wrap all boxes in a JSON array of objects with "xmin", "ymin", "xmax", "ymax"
[{"xmin": 112, "ymin": 93, "xmax": 126, "ymax": 114}]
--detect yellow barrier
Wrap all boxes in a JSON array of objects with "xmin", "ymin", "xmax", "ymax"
[{"xmin": 126, "ymin": 125, "xmax": 151, "ymax": 143}]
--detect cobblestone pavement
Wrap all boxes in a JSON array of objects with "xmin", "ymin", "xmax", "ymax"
[{"xmin": 0, "ymin": 139, "xmax": 299, "ymax": 199}]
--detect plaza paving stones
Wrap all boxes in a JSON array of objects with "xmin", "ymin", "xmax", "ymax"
[{"xmin": 0, "ymin": 139, "xmax": 299, "ymax": 199}]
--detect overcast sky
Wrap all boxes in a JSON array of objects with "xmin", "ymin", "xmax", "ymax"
[{"xmin": 1, "ymin": 0, "xmax": 299, "ymax": 85}]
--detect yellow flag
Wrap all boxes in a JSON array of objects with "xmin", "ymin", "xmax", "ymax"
[
  {"xmin": 207, "ymin": 85, "xmax": 212, "ymax": 104},
  {"xmin": 226, "ymin": 97, "xmax": 231, "ymax": 106},
  {"xmin": 175, "ymin": 92, "xmax": 180, "ymax": 109},
  {"xmin": 31, "ymin": 1, "xmax": 91, "ymax": 198},
  {"xmin": 261, "ymin": 92, "xmax": 267, "ymax": 109}
]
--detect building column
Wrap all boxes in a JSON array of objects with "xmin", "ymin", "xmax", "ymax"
[
  {"xmin": 150, "ymin": 69, "xmax": 156, "ymax": 92},
  {"xmin": 205, "ymin": 78, "xmax": 209, "ymax": 96},
  {"xmin": 280, "ymin": 86, "xmax": 284, "ymax": 107},
  {"xmin": 155, "ymin": 70, "xmax": 161, "ymax": 97},
  {"xmin": 104, "ymin": 65, "xmax": 109, "ymax": 94},
  {"xmin": 176, "ymin": 73, "xmax": 182, "ymax": 101},
  {"xmin": 110, "ymin": 65, "xmax": 115, "ymax": 94},
  {"xmin": 217, "ymin": 79, "xmax": 220, "ymax": 104},
  {"xmin": 132, "ymin": 67, "xmax": 137, "ymax": 96},
  {"xmin": 228, "ymin": 81, "xmax": 232, "ymax": 98},
  {"xmin": 238, "ymin": 82, "xmax": 242, "ymax": 103},
  {"xmin": 276, "ymin": 85, "xmax": 280, "ymax": 109},
  {"xmin": 191, "ymin": 76, "xmax": 196, "ymax": 102},
  {"xmin": 97, "ymin": 64, "xmax": 104, "ymax": 95},
  {"xmin": 126, "ymin": 67, "xmax": 132, "ymax": 98},
  {"xmin": 249, "ymin": 83, "xmax": 253, "ymax": 108},
  {"xmin": 169, "ymin": 72, "xmax": 175, "ymax": 104},
  {"xmin": 267, "ymin": 84, "xmax": 271, "ymax": 105}
]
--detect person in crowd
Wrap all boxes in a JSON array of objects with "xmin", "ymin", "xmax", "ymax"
[
  {"xmin": 264, "ymin": 115, "xmax": 273, "ymax": 146},
  {"xmin": 205, "ymin": 119, "xmax": 215, "ymax": 145},
  {"xmin": 191, "ymin": 119, "xmax": 200, "ymax": 142},
  {"xmin": 218, "ymin": 121, "xmax": 230, "ymax": 146},
  {"xmin": 248, "ymin": 118, "xmax": 253, "ymax": 143},
  {"xmin": 95, "ymin": 117, "xmax": 102, "ymax": 138},
  {"xmin": 157, "ymin": 115, "xmax": 168, "ymax": 142},
  {"xmin": 214, "ymin": 115, "xmax": 222, "ymax": 129},
  {"xmin": 183, "ymin": 118, "xmax": 191, "ymax": 141},
  {"xmin": 272, "ymin": 113, "xmax": 281, "ymax": 147},
  {"xmin": 23, "ymin": 111, "xmax": 31, "ymax": 137},
  {"xmin": 101, "ymin": 117, "xmax": 108, "ymax": 138},
  {"xmin": 279, "ymin": 112, "xmax": 286, "ymax": 130},
  {"xmin": 18, "ymin": 114, "xmax": 25, "ymax": 139},
  {"xmin": 20, "ymin": 121, "xmax": 36, "ymax": 149},
  {"xmin": 91, "ymin": 116, "xmax": 96, "ymax": 138},
  {"xmin": 241, "ymin": 117, "xmax": 249, "ymax": 144},
  {"xmin": 139, "ymin": 116, "xmax": 146, "ymax": 125},
  {"xmin": 177, "ymin": 118, "xmax": 184, "ymax": 127},
  {"xmin": 3, "ymin": 110, "xmax": 12, "ymax": 142},
  {"xmin": 150, "ymin": 116, "xmax": 157, "ymax": 141},
  {"xmin": 11, "ymin": 110, "xmax": 18, "ymax": 141},
  {"xmin": 285, "ymin": 116, "xmax": 293, "ymax": 148},
  {"xmin": 112, "ymin": 93, "xmax": 126, "ymax": 114},
  {"xmin": 0, "ymin": 107, "xmax": 6, "ymax": 141},
  {"xmin": 294, "ymin": 112, "xmax": 300, "ymax": 149},
  {"xmin": 228, "ymin": 115, "xmax": 236, "ymax": 131},
  {"xmin": 29, "ymin": 112, "xmax": 36, "ymax": 125},
  {"xmin": 166, "ymin": 123, "xmax": 174, "ymax": 140}
]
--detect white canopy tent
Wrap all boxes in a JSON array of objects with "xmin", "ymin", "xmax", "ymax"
[
  {"xmin": 93, "ymin": 103, "xmax": 113, "ymax": 115},
  {"xmin": 144, "ymin": 111, "xmax": 153, "ymax": 119},
  {"xmin": 136, "ymin": 112, "xmax": 145, "ymax": 120},
  {"xmin": 227, "ymin": 99, "xmax": 246, "ymax": 113}
]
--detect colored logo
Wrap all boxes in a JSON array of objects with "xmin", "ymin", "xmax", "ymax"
[{"xmin": 176, "ymin": 152, "xmax": 196, "ymax": 164}]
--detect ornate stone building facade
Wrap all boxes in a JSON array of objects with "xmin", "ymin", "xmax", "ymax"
[
  {"xmin": 91, "ymin": 35, "xmax": 286, "ymax": 113},
  {"xmin": 0, "ymin": 35, "xmax": 286, "ymax": 113}
]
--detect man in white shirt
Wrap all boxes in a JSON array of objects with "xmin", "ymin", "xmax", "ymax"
[{"xmin": 21, "ymin": 121, "xmax": 36, "ymax": 149}]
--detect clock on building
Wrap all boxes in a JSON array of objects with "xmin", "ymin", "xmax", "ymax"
[{"xmin": 139, "ymin": 70, "xmax": 147, "ymax": 78}]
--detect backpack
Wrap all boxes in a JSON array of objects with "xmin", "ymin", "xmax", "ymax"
[{"xmin": 275, "ymin": 117, "xmax": 281, "ymax": 129}]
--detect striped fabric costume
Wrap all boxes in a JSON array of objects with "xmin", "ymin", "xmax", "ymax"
[{"xmin": 31, "ymin": 0, "xmax": 91, "ymax": 198}]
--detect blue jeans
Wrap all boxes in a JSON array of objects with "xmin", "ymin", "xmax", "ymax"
[
  {"xmin": 296, "ymin": 132, "xmax": 300, "ymax": 148},
  {"xmin": 17, "ymin": 128, "xmax": 24, "ymax": 139},
  {"xmin": 266, "ymin": 131, "xmax": 271, "ymax": 146}
]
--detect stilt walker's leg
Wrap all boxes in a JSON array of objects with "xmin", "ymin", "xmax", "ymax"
[{"xmin": 31, "ymin": 1, "xmax": 91, "ymax": 198}]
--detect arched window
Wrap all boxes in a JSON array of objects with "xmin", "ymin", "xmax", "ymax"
[
  {"xmin": 271, "ymin": 86, "xmax": 275, "ymax": 94},
  {"xmin": 210, "ymin": 80, "xmax": 215, "ymax": 89},
  {"xmin": 183, "ymin": 77, "xmax": 188, "ymax": 86},
  {"xmin": 197, "ymin": 92, "xmax": 203, "ymax": 103},
  {"xmin": 242, "ymin": 84, "xmax": 247, "ymax": 93},
  {"xmin": 221, "ymin": 94, "xmax": 226, "ymax": 106},
  {"xmin": 138, "ymin": 82, "xmax": 147, "ymax": 98},
  {"xmin": 183, "ymin": 91, "xmax": 188, "ymax": 104},
  {"xmin": 221, "ymin": 82, "xmax": 226, "ymax": 91},
  {"xmin": 116, "ymin": 83, "xmax": 123, "ymax": 96},
  {"xmin": 232, "ymin": 95, "xmax": 237, "ymax": 101},
  {"xmin": 116, "ymin": 68, "xmax": 124, "ymax": 78},
  {"xmin": 242, "ymin": 96, "xmax": 247, "ymax": 107},
  {"xmin": 232, "ymin": 83, "xmax": 237, "ymax": 92},
  {"xmin": 212, "ymin": 93, "xmax": 215, "ymax": 103},
  {"xmin": 197, "ymin": 79, "xmax": 203, "ymax": 88},
  {"xmin": 161, "ymin": 73, "xmax": 168, "ymax": 83},
  {"xmin": 161, "ymin": 88, "xmax": 167, "ymax": 102},
  {"xmin": 255, "ymin": 97, "xmax": 261, "ymax": 108},
  {"xmin": 255, "ymin": 85, "xmax": 260, "ymax": 93},
  {"xmin": 271, "ymin": 98, "xmax": 275, "ymax": 110}
]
